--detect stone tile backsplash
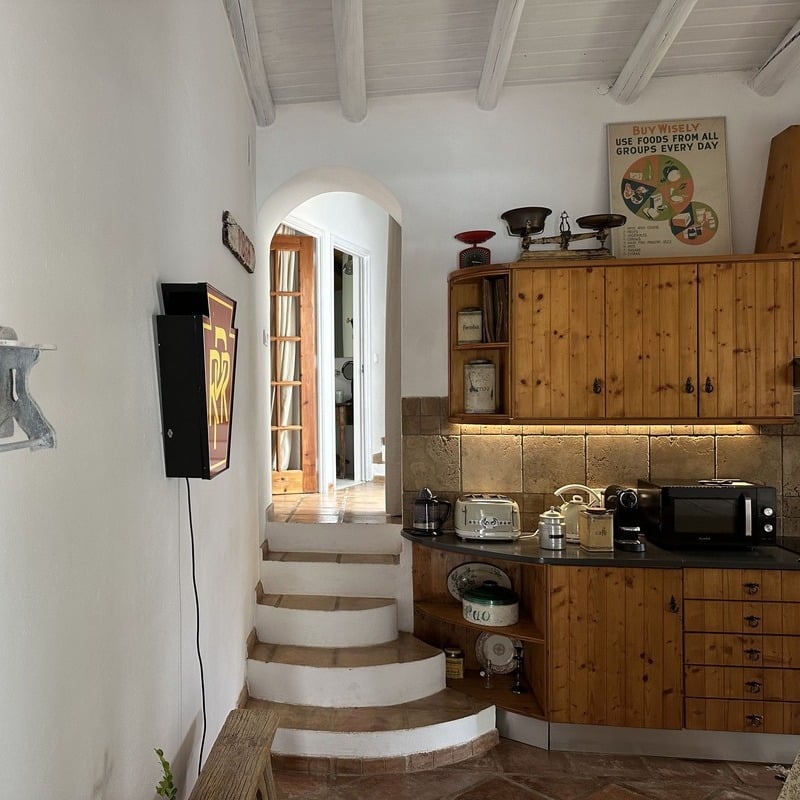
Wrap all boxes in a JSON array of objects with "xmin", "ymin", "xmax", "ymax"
[{"xmin": 401, "ymin": 396, "xmax": 800, "ymax": 533}]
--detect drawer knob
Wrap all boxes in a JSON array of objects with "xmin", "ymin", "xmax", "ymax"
[
  {"xmin": 746, "ymin": 714, "xmax": 764, "ymax": 728},
  {"xmin": 668, "ymin": 595, "xmax": 680, "ymax": 614},
  {"xmin": 745, "ymin": 680, "xmax": 762, "ymax": 694},
  {"xmin": 744, "ymin": 615, "xmax": 761, "ymax": 628},
  {"xmin": 744, "ymin": 582, "xmax": 760, "ymax": 595},
  {"xmin": 744, "ymin": 648, "xmax": 761, "ymax": 662}
]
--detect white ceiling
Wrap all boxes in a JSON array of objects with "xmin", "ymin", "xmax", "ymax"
[{"xmin": 224, "ymin": 0, "xmax": 800, "ymax": 125}]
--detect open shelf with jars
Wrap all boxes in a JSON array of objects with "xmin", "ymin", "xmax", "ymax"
[
  {"xmin": 410, "ymin": 543, "xmax": 548, "ymax": 720},
  {"xmin": 448, "ymin": 265, "xmax": 511, "ymax": 422}
]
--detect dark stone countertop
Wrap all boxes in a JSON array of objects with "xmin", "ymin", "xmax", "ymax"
[{"xmin": 402, "ymin": 530, "xmax": 800, "ymax": 570}]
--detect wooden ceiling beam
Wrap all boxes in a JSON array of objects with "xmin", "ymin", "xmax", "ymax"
[
  {"xmin": 609, "ymin": 0, "xmax": 698, "ymax": 105},
  {"xmin": 223, "ymin": 0, "xmax": 275, "ymax": 126},
  {"xmin": 748, "ymin": 17, "xmax": 800, "ymax": 97},
  {"xmin": 332, "ymin": 0, "xmax": 367, "ymax": 122},
  {"xmin": 477, "ymin": 0, "xmax": 526, "ymax": 111}
]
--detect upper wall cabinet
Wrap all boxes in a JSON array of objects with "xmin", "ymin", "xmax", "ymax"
[{"xmin": 448, "ymin": 254, "xmax": 798, "ymax": 424}]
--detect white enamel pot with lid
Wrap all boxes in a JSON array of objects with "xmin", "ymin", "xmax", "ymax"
[
  {"xmin": 461, "ymin": 580, "xmax": 519, "ymax": 627},
  {"xmin": 553, "ymin": 484, "xmax": 603, "ymax": 542}
]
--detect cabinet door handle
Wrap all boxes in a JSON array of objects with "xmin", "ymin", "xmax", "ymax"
[
  {"xmin": 592, "ymin": 378, "xmax": 602, "ymax": 394},
  {"xmin": 668, "ymin": 595, "xmax": 681, "ymax": 613},
  {"xmin": 744, "ymin": 582, "xmax": 760, "ymax": 595},
  {"xmin": 744, "ymin": 648, "xmax": 761, "ymax": 662},
  {"xmin": 703, "ymin": 376, "xmax": 714, "ymax": 393},
  {"xmin": 745, "ymin": 680, "xmax": 762, "ymax": 694},
  {"xmin": 745, "ymin": 615, "xmax": 761, "ymax": 628},
  {"xmin": 684, "ymin": 377, "xmax": 695, "ymax": 394},
  {"xmin": 746, "ymin": 714, "xmax": 764, "ymax": 728}
]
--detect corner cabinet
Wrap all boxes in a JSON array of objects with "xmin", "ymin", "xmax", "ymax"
[{"xmin": 448, "ymin": 254, "xmax": 798, "ymax": 424}]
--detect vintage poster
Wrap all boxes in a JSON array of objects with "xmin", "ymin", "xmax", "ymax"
[{"xmin": 608, "ymin": 117, "xmax": 731, "ymax": 257}]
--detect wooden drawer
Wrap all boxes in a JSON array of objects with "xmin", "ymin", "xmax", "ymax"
[
  {"xmin": 685, "ymin": 665, "xmax": 800, "ymax": 702},
  {"xmin": 684, "ymin": 568, "xmax": 800, "ymax": 602},
  {"xmin": 686, "ymin": 698, "xmax": 800, "ymax": 734},
  {"xmin": 684, "ymin": 632, "xmax": 800, "ymax": 668},
  {"xmin": 684, "ymin": 599, "xmax": 800, "ymax": 635}
]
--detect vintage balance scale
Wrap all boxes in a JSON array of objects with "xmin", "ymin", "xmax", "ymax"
[{"xmin": 501, "ymin": 206, "xmax": 626, "ymax": 260}]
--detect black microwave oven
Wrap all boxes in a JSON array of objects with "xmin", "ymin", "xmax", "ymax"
[{"xmin": 637, "ymin": 479, "xmax": 778, "ymax": 548}]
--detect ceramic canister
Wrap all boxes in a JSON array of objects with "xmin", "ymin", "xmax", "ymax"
[
  {"xmin": 464, "ymin": 359, "xmax": 496, "ymax": 413},
  {"xmin": 461, "ymin": 580, "xmax": 519, "ymax": 627}
]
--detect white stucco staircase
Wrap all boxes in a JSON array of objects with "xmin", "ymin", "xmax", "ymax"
[{"xmin": 245, "ymin": 521, "xmax": 497, "ymax": 768}]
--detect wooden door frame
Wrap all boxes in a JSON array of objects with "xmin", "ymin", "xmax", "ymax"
[{"xmin": 270, "ymin": 234, "xmax": 318, "ymax": 493}]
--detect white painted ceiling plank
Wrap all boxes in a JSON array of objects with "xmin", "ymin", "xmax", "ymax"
[
  {"xmin": 748, "ymin": 17, "xmax": 800, "ymax": 95},
  {"xmin": 224, "ymin": 0, "xmax": 275, "ymax": 126},
  {"xmin": 332, "ymin": 0, "xmax": 367, "ymax": 122},
  {"xmin": 477, "ymin": 0, "xmax": 527, "ymax": 110},
  {"xmin": 609, "ymin": 0, "xmax": 700, "ymax": 104}
]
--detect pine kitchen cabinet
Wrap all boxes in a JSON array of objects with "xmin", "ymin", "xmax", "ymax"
[
  {"xmin": 684, "ymin": 567, "xmax": 800, "ymax": 734},
  {"xmin": 449, "ymin": 253, "xmax": 798, "ymax": 424},
  {"xmin": 548, "ymin": 565, "xmax": 683, "ymax": 729}
]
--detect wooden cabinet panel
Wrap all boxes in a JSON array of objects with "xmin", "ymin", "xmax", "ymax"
[
  {"xmin": 685, "ymin": 632, "xmax": 800, "ymax": 669},
  {"xmin": 698, "ymin": 260, "xmax": 793, "ymax": 419},
  {"xmin": 548, "ymin": 566, "xmax": 682, "ymax": 728},
  {"xmin": 686, "ymin": 665, "xmax": 800, "ymax": 702},
  {"xmin": 685, "ymin": 599, "xmax": 800, "ymax": 635},
  {"xmin": 512, "ymin": 266, "xmax": 605, "ymax": 419},
  {"xmin": 686, "ymin": 698, "xmax": 800, "ymax": 734},
  {"xmin": 684, "ymin": 568, "xmax": 798, "ymax": 602},
  {"xmin": 605, "ymin": 263, "xmax": 698, "ymax": 419}
]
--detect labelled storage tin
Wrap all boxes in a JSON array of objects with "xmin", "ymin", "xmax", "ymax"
[
  {"xmin": 464, "ymin": 359, "xmax": 496, "ymax": 413},
  {"xmin": 457, "ymin": 308, "xmax": 483, "ymax": 343}
]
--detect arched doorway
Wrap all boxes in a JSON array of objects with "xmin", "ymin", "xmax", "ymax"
[{"xmin": 256, "ymin": 168, "xmax": 403, "ymax": 530}]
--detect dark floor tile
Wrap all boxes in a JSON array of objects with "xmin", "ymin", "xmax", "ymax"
[
  {"xmin": 726, "ymin": 762, "xmax": 790, "ymax": 787},
  {"xmin": 493, "ymin": 739, "xmax": 571, "ymax": 774},
  {"xmin": 326, "ymin": 770, "xmax": 484, "ymax": 800},
  {"xmin": 442, "ymin": 749, "xmax": 502, "ymax": 773},
  {"xmin": 562, "ymin": 753, "xmax": 652, "ymax": 781},
  {"xmin": 273, "ymin": 770, "xmax": 336, "ymax": 799},
  {"xmin": 620, "ymin": 781, "xmax": 734, "ymax": 800},
  {"xmin": 452, "ymin": 775, "xmax": 548, "ymax": 799},
  {"xmin": 583, "ymin": 785, "xmax": 652, "ymax": 800},
  {"xmin": 511, "ymin": 774, "xmax": 602, "ymax": 799},
  {"xmin": 640, "ymin": 756, "xmax": 739, "ymax": 783},
  {"xmin": 706, "ymin": 788, "xmax": 782, "ymax": 800}
]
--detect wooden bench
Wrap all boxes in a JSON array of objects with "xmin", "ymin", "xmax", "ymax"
[{"xmin": 188, "ymin": 709, "xmax": 279, "ymax": 800}]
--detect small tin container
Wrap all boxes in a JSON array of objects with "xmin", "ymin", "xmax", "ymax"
[
  {"xmin": 579, "ymin": 507, "xmax": 615, "ymax": 552},
  {"xmin": 538, "ymin": 506, "xmax": 566, "ymax": 550},
  {"xmin": 457, "ymin": 308, "xmax": 483, "ymax": 344},
  {"xmin": 444, "ymin": 646, "xmax": 464, "ymax": 679},
  {"xmin": 464, "ymin": 359, "xmax": 496, "ymax": 414}
]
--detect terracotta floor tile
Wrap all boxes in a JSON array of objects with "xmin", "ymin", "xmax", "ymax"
[
  {"xmin": 272, "ymin": 770, "xmax": 336, "ymax": 799},
  {"xmin": 727, "ymin": 762, "xmax": 790, "ymax": 787},
  {"xmin": 453, "ymin": 775, "xmax": 548, "ymax": 799},
  {"xmin": 641, "ymin": 756, "xmax": 739, "ymax": 783},
  {"xmin": 562, "ymin": 753, "xmax": 652, "ymax": 781},
  {"xmin": 620, "ymin": 782, "xmax": 749, "ymax": 800},
  {"xmin": 704, "ymin": 789, "xmax": 782, "ymax": 800},
  {"xmin": 582, "ymin": 784, "xmax": 651, "ymax": 800},
  {"xmin": 512, "ymin": 775, "xmax": 603, "ymax": 800},
  {"xmin": 493, "ymin": 739, "xmax": 571, "ymax": 774}
]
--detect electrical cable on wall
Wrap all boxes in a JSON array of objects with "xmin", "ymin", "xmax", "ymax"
[{"xmin": 185, "ymin": 478, "xmax": 207, "ymax": 776}]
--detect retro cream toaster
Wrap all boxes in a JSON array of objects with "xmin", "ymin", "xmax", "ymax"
[{"xmin": 454, "ymin": 494, "xmax": 521, "ymax": 540}]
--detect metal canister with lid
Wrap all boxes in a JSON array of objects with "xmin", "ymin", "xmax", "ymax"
[
  {"xmin": 464, "ymin": 359, "xmax": 496, "ymax": 413},
  {"xmin": 579, "ymin": 507, "xmax": 615, "ymax": 552},
  {"xmin": 538, "ymin": 506, "xmax": 566, "ymax": 550}
]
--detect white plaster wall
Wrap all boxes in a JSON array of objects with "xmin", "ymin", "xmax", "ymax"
[
  {"xmin": 288, "ymin": 192, "xmax": 388, "ymax": 470},
  {"xmin": 0, "ymin": 2, "xmax": 258, "ymax": 798},
  {"xmin": 255, "ymin": 73, "xmax": 800, "ymax": 399}
]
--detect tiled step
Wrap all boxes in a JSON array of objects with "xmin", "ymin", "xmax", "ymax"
[
  {"xmin": 256, "ymin": 590, "xmax": 397, "ymax": 647},
  {"xmin": 260, "ymin": 548, "xmax": 405, "ymax": 599},
  {"xmin": 246, "ymin": 632, "xmax": 445, "ymax": 707},
  {"xmin": 246, "ymin": 690, "xmax": 497, "ymax": 763},
  {"xmin": 265, "ymin": 521, "xmax": 402, "ymax": 554}
]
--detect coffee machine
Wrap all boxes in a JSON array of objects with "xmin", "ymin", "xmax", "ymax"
[{"xmin": 604, "ymin": 485, "xmax": 645, "ymax": 552}]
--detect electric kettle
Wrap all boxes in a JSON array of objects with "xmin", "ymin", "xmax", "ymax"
[
  {"xmin": 410, "ymin": 488, "xmax": 451, "ymax": 534},
  {"xmin": 553, "ymin": 484, "xmax": 603, "ymax": 543}
]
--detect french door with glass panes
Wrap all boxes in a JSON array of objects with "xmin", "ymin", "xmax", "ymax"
[{"xmin": 270, "ymin": 233, "xmax": 318, "ymax": 493}]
